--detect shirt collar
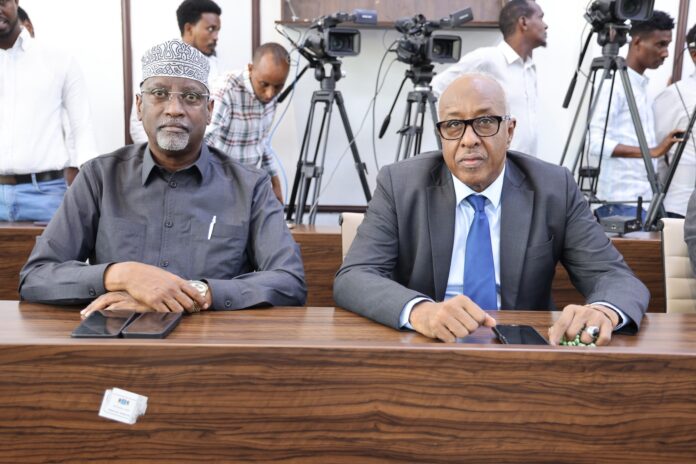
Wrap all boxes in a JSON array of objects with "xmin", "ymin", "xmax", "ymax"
[
  {"xmin": 498, "ymin": 40, "xmax": 533, "ymax": 67},
  {"xmin": 9, "ymin": 28, "xmax": 32, "ymax": 53},
  {"xmin": 451, "ymin": 164, "xmax": 506, "ymax": 209},
  {"xmin": 627, "ymin": 67, "xmax": 649, "ymax": 87},
  {"xmin": 141, "ymin": 144, "xmax": 211, "ymax": 185}
]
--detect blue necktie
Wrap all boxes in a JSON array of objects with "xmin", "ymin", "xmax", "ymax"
[{"xmin": 463, "ymin": 195, "xmax": 497, "ymax": 310}]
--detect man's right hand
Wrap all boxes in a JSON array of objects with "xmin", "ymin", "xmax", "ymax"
[
  {"xmin": 103, "ymin": 262, "xmax": 208, "ymax": 313},
  {"xmin": 650, "ymin": 129, "xmax": 685, "ymax": 158},
  {"xmin": 409, "ymin": 295, "xmax": 497, "ymax": 342}
]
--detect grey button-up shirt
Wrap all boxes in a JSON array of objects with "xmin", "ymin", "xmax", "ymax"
[{"xmin": 19, "ymin": 143, "xmax": 306, "ymax": 309}]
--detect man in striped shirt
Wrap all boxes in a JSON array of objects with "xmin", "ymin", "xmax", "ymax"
[{"xmin": 205, "ymin": 43, "xmax": 290, "ymax": 203}]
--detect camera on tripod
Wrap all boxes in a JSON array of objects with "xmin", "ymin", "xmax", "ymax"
[
  {"xmin": 393, "ymin": 8, "xmax": 473, "ymax": 66},
  {"xmin": 585, "ymin": 0, "xmax": 654, "ymax": 28},
  {"xmin": 300, "ymin": 9, "xmax": 377, "ymax": 60},
  {"xmin": 584, "ymin": 0, "xmax": 654, "ymax": 46}
]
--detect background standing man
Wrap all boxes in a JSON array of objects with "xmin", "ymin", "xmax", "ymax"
[
  {"xmin": 431, "ymin": 0, "xmax": 547, "ymax": 156},
  {"xmin": 653, "ymin": 23, "xmax": 696, "ymax": 218},
  {"xmin": 590, "ymin": 10, "xmax": 682, "ymax": 221},
  {"xmin": 205, "ymin": 42, "xmax": 290, "ymax": 203},
  {"xmin": 0, "ymin": 0, "xmax": 97, "ymax": 222}
]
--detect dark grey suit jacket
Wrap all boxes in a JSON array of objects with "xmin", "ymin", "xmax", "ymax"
[{"xmin": 334, "ymin": 151, "xmax": 649, "ymax": 332}]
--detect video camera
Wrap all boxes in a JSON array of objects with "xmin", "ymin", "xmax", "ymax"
[
  {"xmin": 393, "ymin": 8, "xmax": 473, "ymax": 67},
  {"xmin": 300, "ymin": 9, "xmax": 377, "ymax": 60},
  {"xmin": 585, "ymin": 0, "xmax": 654, "ymax": 31}
]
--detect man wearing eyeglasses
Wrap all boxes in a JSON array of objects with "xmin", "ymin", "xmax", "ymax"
[
  {"xmin": 335, "ymin": 73, "xmax": 648, "ymax": 345},
  {"xmin": 130, "ymin": 0, "xmax": 222, "ymax": 145},
  {"xmin": 20, "ymin": 39, "xmax": 306, "ymax": 315}
]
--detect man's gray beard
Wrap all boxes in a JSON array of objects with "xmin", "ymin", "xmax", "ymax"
[{"xmin": 157, "ymin": 131, "xmax": 189, "ymax": 151}]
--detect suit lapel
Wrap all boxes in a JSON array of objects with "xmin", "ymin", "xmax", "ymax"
[
  {"xmin": 500, "ymin": 158, "xmax": 534, "ymax": 309},
  {"xmin": 427, "ymin": 161, "xmax": 456, "ymax": 301}
]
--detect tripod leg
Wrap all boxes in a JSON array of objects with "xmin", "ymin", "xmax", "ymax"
[
  {"xmin": 411, "ymin": 94, "xmax": 428, "ymax": 157},
  {"xmin": 297, "ymin": 99, "xmax": 331, "ymax": 224},
  {"xmin": 335, "ymin": 91, "xmax": 372, "ymax": 202},
  {"xmin": 395, "ymin": 97, "xmax": 414, "ymax": 163},
  {"xmin": 305, "ymin": 98, "xmax": 335, "ymax": 224},
  {"xmin": 560, "ymin": 66, "xmax": 594, "ymax": 167},
  {"xmin": 428, "ymin": 94, "xmax": 441, "ymax": 150},
  {"xmin": 287, "ymin": 96, "xmax": 320, "ymax": 222}
]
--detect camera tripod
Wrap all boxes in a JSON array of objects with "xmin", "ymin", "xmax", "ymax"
[
  {"xmin": 380, "ymin": 64, "xmax": 442, "ymax": 162},
  {"xmin": 285, "ymin": 60, "xmax": 371, "ymax": 224},
  {"xmin": 560, "ymin": 35, "xmax": 664, "ymax": 230}
]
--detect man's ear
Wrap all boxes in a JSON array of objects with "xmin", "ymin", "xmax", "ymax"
[
  {"xmin": 207, "ymin": 99, "xmax": 215, "ymax": 124},
  {"xmin": 135, "ymin": 94, "xmax": 143, "ymax": 121},
  {"xmin": 183, "ymin": 22, "xmax": 194, "ymax": 40},
  {"xmin": 506, "ymin": 117, "xmax": 517, "ymax": 148},
  {"xmin": 518, "ymin": 16, "xmax": 528, "ymax": 31}
]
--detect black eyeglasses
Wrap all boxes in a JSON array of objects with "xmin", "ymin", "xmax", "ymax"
[
  {"xmin": 140, "ymin": 88, "xmax": 210, "ymax": 107},
  {"xmin": 436, "ymin": 115, "xmax": 512, "ymax": 140}
]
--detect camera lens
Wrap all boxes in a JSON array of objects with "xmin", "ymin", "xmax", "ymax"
[
  {"xmin": 622, "ymin": 0, "xmax": 641, "ymax": 16},
  {"xmin": 330, "ymin": 35, "xmax": 349, "ymax": 52}
]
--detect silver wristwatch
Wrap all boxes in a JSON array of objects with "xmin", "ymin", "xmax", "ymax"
[{"xmin": 188, "ymin": 280, "xmax": 208, "ymax": 313}]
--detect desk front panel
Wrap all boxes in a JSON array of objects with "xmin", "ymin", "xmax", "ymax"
[{"xmin": 1, "ymin": 302, "xmax": 695, "ymax": 463}]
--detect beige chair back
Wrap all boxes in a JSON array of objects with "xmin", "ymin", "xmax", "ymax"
[
  {"xmin": 661, "ymin": 217, "xmax": 696, "ymax": 313},
  {"xmin": 339, "ymin": 212, "xmax": 365, "ymax": 260}
]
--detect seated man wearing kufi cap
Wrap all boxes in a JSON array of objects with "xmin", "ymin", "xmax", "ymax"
[{"xmin": 20, "ymin": 39, "xmax": 306, "ymax": 315}]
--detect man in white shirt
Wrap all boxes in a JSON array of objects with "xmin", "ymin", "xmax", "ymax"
[
  {"xmin": 0, "ymin": 0, "xmax": 97, "ymax": 222},
  {"xmin": 653, "ymin": 23, "xmax": 696, "ymax": 218},
  {"xmin": 130, "ymin": 0, "xmax": 222, "ymax": 144},
  {"xmin": 590, "ymin": 11, "xmax": 682, "ymax": 221},
  {"xmin": 431, "ymin": 0, "xmax": 547, "ymax": 156}
]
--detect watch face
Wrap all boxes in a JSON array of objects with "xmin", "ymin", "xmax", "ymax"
[{"xmin": 189, "ymin": 280, "xmax": 208, "ymax": 294}]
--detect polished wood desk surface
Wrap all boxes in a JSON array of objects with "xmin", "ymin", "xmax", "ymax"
[
  {"xmin": 2, "ymin": 301, "xmax": 696, "ymax": 463},
  {"xmin": 1, "ymin": 301, "xmax": 691, "ymax": 351}
]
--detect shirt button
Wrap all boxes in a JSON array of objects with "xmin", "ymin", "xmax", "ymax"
[
  {"xmin": 88, "ymin": 288, "xmax": 96, "ymax": 296},
  {"xmin": 169, "ymin": 180, "xmax": 177, "ymax": 188},
  {"xmin": 225, "ymin": 300, "xmax": 232, "ymax": 308},
  {"xmin": 161, "ymin": 260, "xmax": 169, "ymax": 268},
  {"xmin": 165, "ymin": 220, "xmax": 173, "ymax": 228}
]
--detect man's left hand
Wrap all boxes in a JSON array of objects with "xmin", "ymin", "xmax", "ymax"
[
  {"xmin": 80, "ymin": 291, "xmax": 153, "ymax": 319},
  {"xmin": 548, "ymin": 304, "xmax": 618, "ymax": 346}
]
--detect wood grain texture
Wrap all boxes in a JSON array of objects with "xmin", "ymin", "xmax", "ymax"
[
  {"xmin": 0, "ymin": 223, "xmax": 42, "ymax": 300},
  {"xmin": 292, "ymin": 225, "xmax": 342, "ymax": 306},
  {"xmin": 1, "ymin": 302, "xmax": 695, "ymax": 463}
]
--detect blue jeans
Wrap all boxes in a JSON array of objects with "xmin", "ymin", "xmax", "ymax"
[
  {"xmin": 0, "ymin": 177, "xmax": 67, "ymax": 222},
  {"xmin": 594, "ymin": 203, "xmax": 646, "ymax": 223}
]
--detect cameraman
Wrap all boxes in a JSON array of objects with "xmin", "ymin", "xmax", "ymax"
[
  {"xmin": 652, "ymin": 23, "xmax": 696, "ymax": 218},
  {"xmin": 431, "ymin": 0, "xmax": 547, "ymax": 157},
  {"xmin": 589, "ymin": 11, "xmax": 682, "ymax": 221}
]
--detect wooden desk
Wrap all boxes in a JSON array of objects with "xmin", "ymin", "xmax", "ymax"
[
  {"xmin": 0, "ymin": 223, "xmax": 665, "ymax": 311},
  {"xmin": 1, "ymin": 302, "xmax": 695, "ymax": 463}
]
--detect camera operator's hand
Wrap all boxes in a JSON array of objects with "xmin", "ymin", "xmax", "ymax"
[{"xmin": 650, "ymin": 129, "xmax": 684, "ymax": 158}]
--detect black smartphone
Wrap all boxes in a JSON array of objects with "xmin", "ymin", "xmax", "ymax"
[
  {"xmin": 71, "ymin": 310, "xmax": 137, "ymax": 338},
  {"xmin": 121, "ymin": 312, "xmax": 183, "ymax": 339},
  {"xmin": 492, "ymin": 324, "xmax": 549, "ymax": 345}
]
